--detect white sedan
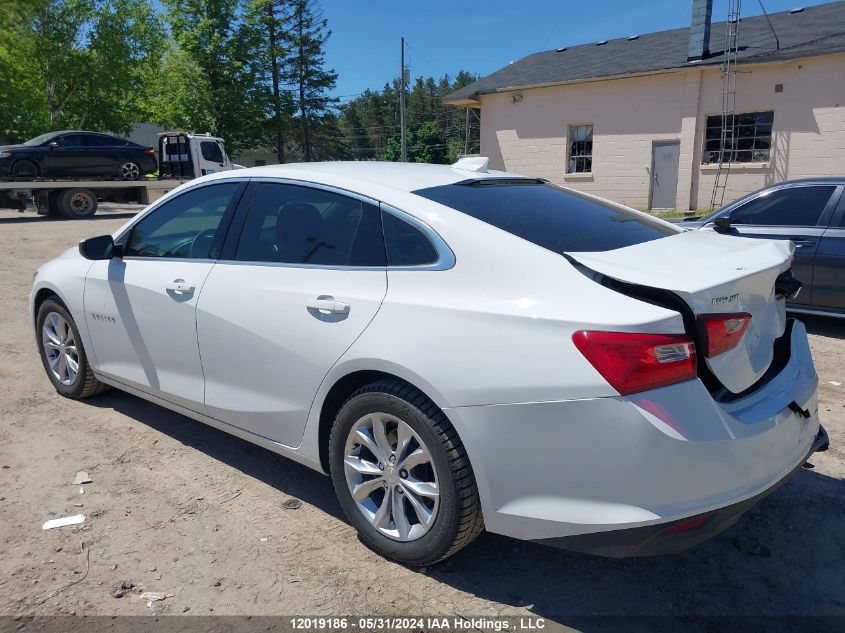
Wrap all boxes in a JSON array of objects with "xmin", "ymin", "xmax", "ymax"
[{"xmin": 31, "ymin": 158, "xmax": 828, "ymax": 564}]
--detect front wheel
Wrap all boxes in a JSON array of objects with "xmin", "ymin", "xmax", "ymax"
[
  {"xmin": 36, "ymin": 299, "xmax": 108, "ymax": 399},
  {"xmin": 329, "ymin": 379, "xmax": 483, "ymax": 565},
  {"xmin": 11, "ymin": 159, "xmax": 39, "ymax": 179}
]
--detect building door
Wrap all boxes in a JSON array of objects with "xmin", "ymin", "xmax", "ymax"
[{"xmin": 650, "ymin": 140, "xmax": 680, "ymax": 210}]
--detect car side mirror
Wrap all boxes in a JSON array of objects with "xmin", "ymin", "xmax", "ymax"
[
  {"xmin": 79, "ymin": 235, "xmax": 120, "ymax": 260},
  {"xmin": 713, "ymin": 216, "xmax": 733, "ymax": 234},
  {"xmin": 48, "ymin": 141, "xmax": 58, "ymax": 149}
]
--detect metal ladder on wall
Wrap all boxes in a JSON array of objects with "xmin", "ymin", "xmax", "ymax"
[{"xmin": 709, "ymin": 0, "xmax": 742, "ymax": 210}]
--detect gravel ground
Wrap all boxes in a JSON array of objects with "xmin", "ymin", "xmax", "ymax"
[{"xmin": 0, "ymin": 205, "xmax": 843, "ymax": 627}]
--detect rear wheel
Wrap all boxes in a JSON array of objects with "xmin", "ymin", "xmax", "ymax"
[
  {"xmin": 36, "ymin": 299, "xmax": 107, "ymax": 399},
  {"xmin": 119, "ymin": 161, "xmax": 141, "ymax": 180},
  {"xmin": 329, "ymin": 379, "xmax": 483, "ymax": 565},
  {"xmin": 58, "ymin": 188, "xmax": 98, "ymax": 219},
  {"xmin": 11, "ymin": 159, "xmax": 38, "ymax": 179}
]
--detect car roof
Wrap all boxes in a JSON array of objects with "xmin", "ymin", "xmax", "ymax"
[
  {"xmin": 766, "ymin": 177, "xmax": 845, "ymax": 186},
  {"xmin": 214, "ymin": 161, "xmax": 525, "ymax": 194},
  {"xmin": 51, "ymin": 130, "xmax": 113, "ymax": 135}
]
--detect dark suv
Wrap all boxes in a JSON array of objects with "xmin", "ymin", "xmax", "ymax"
[
  {"xmin": 0, "ymin": 131, "xmax": 158, "ymax": 180},
  {"xmin": 681, "ymin": 178, "xmax": 845, "ymax": 318}
]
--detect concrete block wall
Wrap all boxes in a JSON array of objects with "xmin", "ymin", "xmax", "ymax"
[{"xmin": 478, "ymin": 52, "xmax": 845, "ymax": 211}]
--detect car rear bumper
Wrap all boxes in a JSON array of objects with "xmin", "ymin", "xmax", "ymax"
[
  {"xmin": 533, "ymin": 424, "xmax": 828, "ymax": 557},
  {"xmin": 445, "ymin": 319, "xmax": 822, "ymax": 556}
]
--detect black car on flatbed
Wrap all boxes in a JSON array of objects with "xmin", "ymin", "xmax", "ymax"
[{"xmin": 0, "ymin": 130, "xmax": 158, "ymax": 181}]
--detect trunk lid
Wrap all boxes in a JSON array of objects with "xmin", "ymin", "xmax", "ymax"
[{"xmin": 567, "ymin": 230, "xmax": 793, "ymax": 394}]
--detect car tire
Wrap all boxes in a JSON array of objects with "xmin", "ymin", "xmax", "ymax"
[
  {"xmin": 58, "ymin": 188, "xmax": 98, "ymax": 219},
  {"xmin": 119, "ymin": 161, "xmax": 142, "ymax": 180},
  {"xmin": 36, "ymin": 298, "xmax": 108, "ymax": 399},
  {"xmin": 329, "ymin": 379, "xmax": 483, "ymax": 566},
  {"xmin": 11, "ymin": 159, "xmax": 39, "ymax": 179}
]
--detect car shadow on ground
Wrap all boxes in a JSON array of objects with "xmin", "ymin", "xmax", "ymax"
[
  {"xmin": 797, "ymin": 313, "xmax": 845, "ymax": 340},
  {"xmin": 88, "ymin": 390, "xmax": 844, "ymax": 624},
  {"xmin": 0, "ymin": 212, "xmax": 136, "ymax": 225},
  {"xmin": 88, "ymin": 390, "xmax": 345, "ymax": 521}
]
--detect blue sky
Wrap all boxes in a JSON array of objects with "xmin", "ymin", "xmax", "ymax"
[{"xmin": 322, "ymin": 0, "xmax": 833, "ymax": 100}]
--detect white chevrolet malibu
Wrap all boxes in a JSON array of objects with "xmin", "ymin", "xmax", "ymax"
[{"xmin": 31, "ymin": 159, "xmax": 827, "ymax": 564}]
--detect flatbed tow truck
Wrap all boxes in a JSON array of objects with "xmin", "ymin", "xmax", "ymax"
[{"xmin": 0, "ymin": 132, "xmax": 238, "ymax": 219}]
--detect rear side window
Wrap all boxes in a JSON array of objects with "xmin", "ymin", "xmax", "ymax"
[
  {"xmin": 413, "ymin": 181, "xmax": 677, "ymax": 253},
  {"xmin": 60, "ymin": 134, "xmax": 86, "ymax": 147},
  {"xmin": 728, "ymin": 186, "xmax": 835, "ymax": 227},
  {"xmin": 85, "ymin": 134, "xmax": 118, "ymax": 147},
  {"xmin": 234, "ymin": 183, "xmax": 386, "ymax": 266},
  {"xmin": 382, "ymin": 212, "xmax": 438, "ymax": 266}
]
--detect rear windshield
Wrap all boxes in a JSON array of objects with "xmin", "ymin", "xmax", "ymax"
[{"xmin": 412, "ymin": 180, "xmax": 678, "ymax": 253}]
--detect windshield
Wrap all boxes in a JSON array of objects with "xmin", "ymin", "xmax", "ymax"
[
  {"xmin": 23, "ymin": 132, "xmax": 62, "ymax": 146},
  {"xmin": 412, "ymin": 180, "xmax": 679, "ymax": 253}
]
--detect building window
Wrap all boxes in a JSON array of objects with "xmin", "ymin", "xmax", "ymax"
[
  {"xmin": 567, "ymin": 124, "xmax": 593, "ymax": 173},
  {"xmin": 703, "ymin": 111, "xmax": 773, "ymax": 164}
]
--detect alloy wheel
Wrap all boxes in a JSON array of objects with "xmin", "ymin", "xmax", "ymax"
[
  {"xmin": 120, "ymin": 162, "xmax": 140, "ymax": 180},
  {"xmin": 344, "ymin": 412, "xmax": 440, "ymax": 542},
  {"xmin": 42, "ymin": 312, "xmax": 79, "ymax": 385}
]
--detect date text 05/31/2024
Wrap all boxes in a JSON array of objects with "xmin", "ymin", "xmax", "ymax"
[{"xmin": 289, "ymin": 617, "xmax": 547, "ymax": 631}]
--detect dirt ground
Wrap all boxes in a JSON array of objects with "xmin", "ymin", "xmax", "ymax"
[{"xmin": 0, "ymin": 205, "xmax": 843, "ymax": 627}]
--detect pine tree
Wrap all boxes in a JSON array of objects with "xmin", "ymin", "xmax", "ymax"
[
  {"xmin": 162, "ymin": 0, "xmax": 270, "ymax": 154},
  {"xmin": 282, "ymin": 0, "xmax": 337, "ymax": 161},
  {"xmin": 247, "ymin": 0, "xmax": 293, "ymax": 162}
]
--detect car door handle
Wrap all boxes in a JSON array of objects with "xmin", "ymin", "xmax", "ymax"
[
  {"xmin": 791, "ymin": 239, "xmax": 816, "ymax": 248},
  {"xmin": 166, "ymin": 279, "xmax": 195, "ymax": 294},
  {"xmin": 305, "ymin": 297, "xmax": 350, "ymax": 314}
]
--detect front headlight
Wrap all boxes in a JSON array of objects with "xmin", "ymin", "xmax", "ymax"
[{"xmin": 0, "ymin": 151, "xmax": 12, "ymax": 158}]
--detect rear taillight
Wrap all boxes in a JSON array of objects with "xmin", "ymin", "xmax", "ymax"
[
  {"xmin": 143, "ymin": 148, "xmax": 155, "ymax": 155},
  {"xmin": 572, "ymin": 331, "xmax": 697, "ymax": 396},
  {"xmin": 697, "ymin": 312, "xmax": 751, "ymax": 358}
]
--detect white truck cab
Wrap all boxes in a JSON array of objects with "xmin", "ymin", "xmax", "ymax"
[{"xmin": 158, "ymin": 132, "xmax": 239, "ymax": 179}]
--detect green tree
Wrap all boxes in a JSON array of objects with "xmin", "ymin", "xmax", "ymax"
[
  {"xmin": 245, "ymin": 0, "xmax": 294, "ymax": 162},
  {"xmin": 282, "ymin": 0, "xmax": 338, "ymax": 161},
  {"xmin": 140, "ymin": 45, "xmax": 216, "ymax": 133},
  {"xmin": 0, "ymin": 0, "xmax": 48, "ymax": 141},
  {"xmin": 162, "ymin": 0, "xmax": 271, "ymax": 154},
  {"xmin": 340, "ymin": 72, "xmax": 479, "ymax": 164},
  {"xmin": 0, "ymin": 0, "xmax": 165, "ymax": 141}
]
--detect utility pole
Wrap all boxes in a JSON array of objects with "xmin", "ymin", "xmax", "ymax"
[
  {"xmin": 464, "ymin": 107, "xmax": 470, "ymax": 155},
  {"xmin": 400, "ymin": 37, "xmax": 407, "ymax": 162}
]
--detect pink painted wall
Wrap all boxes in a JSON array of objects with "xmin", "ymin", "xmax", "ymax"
[{"xmin": 478, "ymin": 53, "xmax": 845, "ymax": 210}]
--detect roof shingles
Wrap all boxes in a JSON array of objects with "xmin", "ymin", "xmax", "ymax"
[{"xmin": 447, "ymin": 1, "xmax": 845, "ymax": 103}]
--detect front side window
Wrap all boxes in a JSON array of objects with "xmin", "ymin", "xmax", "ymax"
[
  {"xmin": 234, "ymin": 183, "xmax": 386, "ymax": 266},
  {"xmin": 124, "ymin": 183, "xmax": 239, "ymax": 258},
  {"xmin": 413, "ymin": 180, "xmax": 678, "ymax": 254},
  {"xmin": 567, "ymin": 124, "xmax": 593, "ymax": 173},
  {"xmin": 703, "ymin": 111, "xmax": 773, "ymax": 164},
  {"xmin": 200, "ymin": 141, "xmax": 224, "ymax": 163},
  {"xmin": 728, "ymin": 185, "xmax": 835, "ymax": 227}
]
